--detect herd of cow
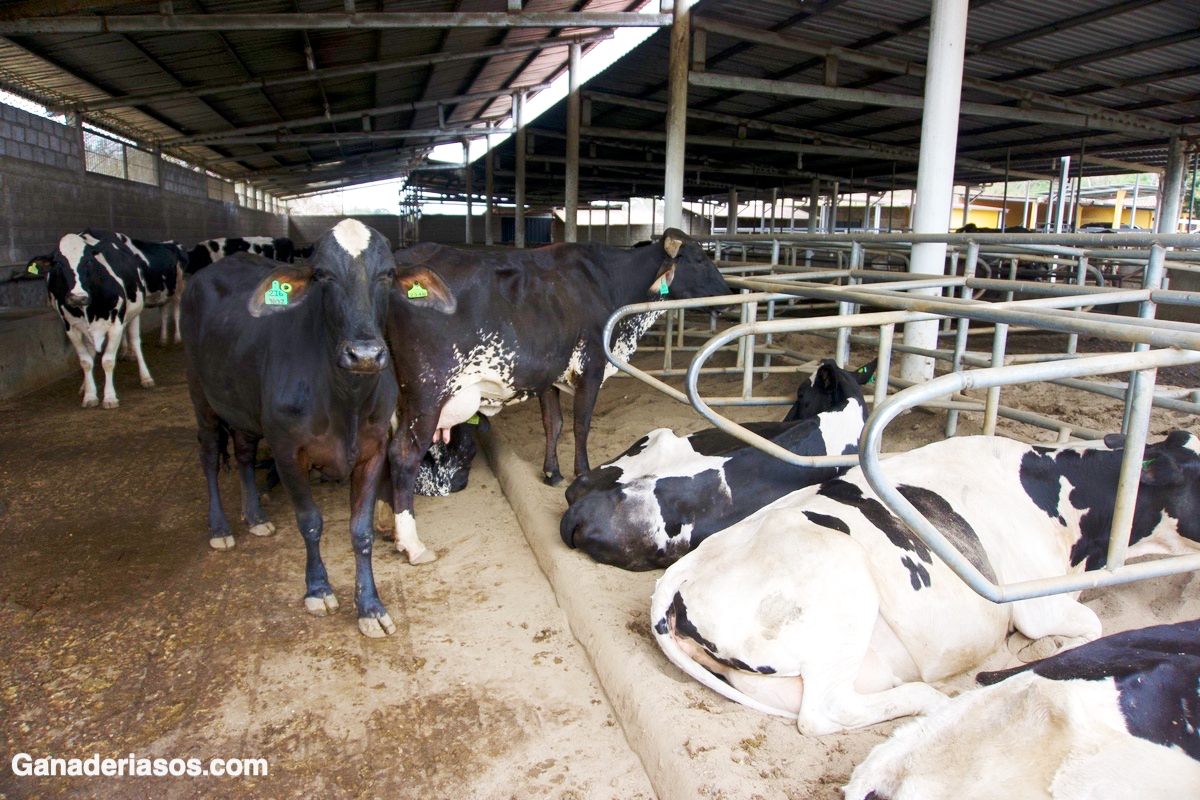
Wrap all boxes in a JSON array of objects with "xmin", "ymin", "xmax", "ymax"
[{"xmin": 29, "ymin": 219, "xmax": 1200, "ymax": 796}]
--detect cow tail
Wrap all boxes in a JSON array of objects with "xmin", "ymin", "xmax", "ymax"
[{"xmin": 649, "ymin": 576, "xmax": 800, "ymax": 721}]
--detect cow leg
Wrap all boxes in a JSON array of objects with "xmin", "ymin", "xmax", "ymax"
[
  {"xmin": 373, "ymin": 457, "xmax": 395, "ymax": 536},
  {"xmin": 173, "ymin": 297, "xmax": 183, "ymax": 345},
  {"xmin": 387, "ymin": 416, "xmax": 437, "ymax": 565},
  {"xmin": 97, "ymin": 324, "xmax": 124, "ymax": 409},
  {"xmin": 197, "ymin": 420, "xmax": 234, "ymax": 550},
  {"xmin": 159, "ymin": 299, "xmax": 173, "ymax": 346},
  {"xmin": 1010, "ymin": 595, "xmax": 1102, "ymax": 662},
  {"xmin": 67, "ymin": 326, "xmax": 99, "ymax": 407},
  {"xmin": 350, "ymin": 442, "xmax": 395, "ymax": 638},
  {"xmin": 571, "ymin": 369, "xmax": 605, "ymax": 477},
  {"xmin": 232, "ymin": 430, "xmax": 274, "ymax": 538},
  {"xmin": 538, "ymin": 387, "xmax": 564, "ymax": 485},
  {"xmin": 125, "ymin": 315, "xmax": 155, "ymax": 388},
  {"xmin": 274, "ymin": 452, "xmax": 338, "ymax": 616}
]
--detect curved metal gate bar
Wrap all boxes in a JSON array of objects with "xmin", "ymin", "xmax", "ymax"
[{"xmin": 859, "ymin": 348, "xmax": 1200, "ymax": 603}]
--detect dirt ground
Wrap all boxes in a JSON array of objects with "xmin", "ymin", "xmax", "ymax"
[
  {"xmin": 2, "ymin": 318, "xmax": 1199, "ymax": 800},
  {"xmin": 0, "ymin": 343, "xmax": 652, "ymax": 800}
]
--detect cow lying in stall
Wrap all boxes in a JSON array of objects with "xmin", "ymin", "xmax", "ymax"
[
  {"xmin": 182, "ymin": 220, "xmax": 399, "ymax": 637},
  {"xmin": 560, "ymin": 360, "xmax": 875, "ymax": 570},
  {"xmin": 651, "ymin": 431, "xmax": 1200, "ymax": 735},
  {"xmin": 381, "ymin": 229, "xmax": 731, "ymax": 565},
  {"xmin": 186, "ymin": 236, "xmax": 296, "ymax": 274},
  {"xmin": 845, "ymin": 617, "xmax": 1200, "ymax": 799},
  {"xmin": 32, "ymin": 233, "xmax": 153, "ymax": 408}
]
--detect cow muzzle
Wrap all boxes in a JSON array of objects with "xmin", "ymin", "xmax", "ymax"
[
  {"xmin": 66, "ymin": 292, "xmax": 90, "ymax": 308},
  {"xmin": 337, "ymin": 339, "xmax": 388, "ymax": 374}
]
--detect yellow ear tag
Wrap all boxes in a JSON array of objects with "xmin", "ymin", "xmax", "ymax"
[
  {"xmin": 264, "ymin": 279, "xmax": 291, "ymax": 306},
  {"xmin": 467, "ymin": 414, "xmax": 480, "ymax": 425},
  {"xmin": 26, "ymin": 263, "xmax": 38, "ymax": 275},
  {"xmin": 407, "ymin": 282, "xmax": 429, "ymax": 299}
]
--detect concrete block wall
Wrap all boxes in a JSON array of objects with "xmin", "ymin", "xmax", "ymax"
[{"xmin": 0, "ymin": 104, "xmax": 286, "ymax": 272}]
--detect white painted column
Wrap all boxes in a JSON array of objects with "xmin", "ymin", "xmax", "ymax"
[
  {"xmin": 662, "ymin": 0, "xmax": 690, "ymax": 231},
  {"xmin": 564, "ymin": 42, "xmax": 581, "ymax": 243},
  {"xmin": 899, "ymin": 0, "xmax": 969, "ymax": 384}
]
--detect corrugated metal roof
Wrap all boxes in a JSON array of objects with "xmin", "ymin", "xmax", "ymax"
[{"xmin": 0, "ymin": 0, "xmax": 1194, "ymax": 198}]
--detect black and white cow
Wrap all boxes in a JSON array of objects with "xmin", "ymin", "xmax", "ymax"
[
  {"xmin": 33, "ymin": 233, "xmax": 153, "ymax": 408},
  {"xmin": 651, "ymin": 431, "xmax": 1200, "ymax": 736},
  {"xmin": 383, "ymin": 229, "xmax": 730, "ymax": 564},
  {"xmin": 186, "ymin": 236, "xmax": 295, "ymax": 275},
  {"xmin": 83, "ymin": 230, "xmax": 187, "ymax": 345},
  {"xmin": 560, "ymin": 360, "xmax": 874, "ymax": 570},
  {"xmin": 845, "ymin": 618, "xmax": 1200, "ymax": 799},
  {"xmin": 182, "ymin": 220, "xmax": 399, "ymax": 638}
]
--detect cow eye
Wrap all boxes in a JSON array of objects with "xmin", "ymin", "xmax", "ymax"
[
  {"xmin": 377, "ymin": 269, "xmax": 396, "ymax": 282},
  {"xmin": 311, "ymin": 268, "xmax": 332, "ymax": 281}
]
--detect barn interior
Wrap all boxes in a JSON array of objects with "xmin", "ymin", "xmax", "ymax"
[{"xmin": 1, "ymin": 1, "xmax": 1199, "ymax": 798}]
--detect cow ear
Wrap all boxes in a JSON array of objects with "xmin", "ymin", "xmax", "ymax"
[
  {"xmin": 397, "ymin": 266, "xmax": 456, "ymax": 314},
  {"xmin": 247, "ymin": 265, "xmax": 314, "ymax": 317},
  {"xmin": 854, "ymin": 358, "xmax": 878, "ymax": 385},
  {"xmin": 1103, "ymin": 433, "xmax": 1126, "ymax": 449},
  {"xmin": 648, "ymin": 261, "xmax": 676, "ymax": 297},
  {"xmin": 1141, "ymin": 453, "xmax": 1182, "ymax": 486},
  {"xmin": 26, "ymin": 255, "xmax": 51, "ymax": 276},
  {"xmin": 815, "ymin": 362, "xmax": 837, "ymax": 391},
  {"xmin": 662, "ymin": 231, "xmax": 684, "ymax": 259}
]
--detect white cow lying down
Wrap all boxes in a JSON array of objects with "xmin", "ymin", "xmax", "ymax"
[
  {"xmin": 651, "ymin": 432, "xmax": 1200, "ymax": 736},
  {"xmin": 845, "ymin": 618, "xmax": 1200, "ymax": 799}
]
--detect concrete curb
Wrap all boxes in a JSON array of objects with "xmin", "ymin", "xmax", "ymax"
[{"xmin": 480, "ymin": 425, "xmax": 696, "ymax": 800}]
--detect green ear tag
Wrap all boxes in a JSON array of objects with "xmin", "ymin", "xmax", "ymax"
[
  {"xmin": 1143, "ymin": 458, "xmax": 1154, "ymax": 469},
  {"xmin": 264, "ymin": 279, "xmax": 290, "ymax": 306},
  {"xmin": 658, "ymin": 280, "xmax": 669, "ymax": 296},
  {"xmin": 467, "ymin": 414, "xmax": 480, "ymax": 426},
  {"xmin": 408, "ymin": 282, "xmax": 429, "ymax": 299},
  {"xmin": 26, "ymin": 263, "xmax": 38, "ymax": 275}
]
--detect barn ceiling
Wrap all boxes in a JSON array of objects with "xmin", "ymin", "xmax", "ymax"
[{"xmin": 0, "ymin": 0, "xmax": 1196, "ymax": 201}]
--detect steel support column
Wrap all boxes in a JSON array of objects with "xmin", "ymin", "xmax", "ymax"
[
  {"xmin": 726, "ymin": 187, "xmax": 737, "ymax": 235},
  {"xmin": 463, "ymin": 141, "xmax": 474, "ymax": 245},
  {"xmin": 485, "ymin": 125, "xmax": 495, "ymax": 246},
  {"xmin": 515, "ymin": 92, "xmax": 527, "ymax": 248},
  {"xmin": 564, "ymin": 42, "xmax": 581, "ymax": 242},
  {"xmin": 662, "ymin": 0, "xmax": 689, "ymax": 232},
  {"xmin": 1157, "ymin": 137, "xmax": 1187, "ymax": 234},
  {"xmin": 900, "ymin": 0, "xmax": 968, "ymax": 384}
]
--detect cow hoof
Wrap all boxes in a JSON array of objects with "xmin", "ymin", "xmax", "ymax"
[
  {"xmin": 82, "ymin": 396, "xmax": 99, "ymax": 408},
  {"xmin": 101, "ymin": 398, "xmax": 119, "ymax": 409},
  {"xmin": 358, "ymin": 613, "xmax": 396, "ymax": 638},
  {"xmin": 141, "ymin": 378, "xmax": 155, "ymax": 389},
  {"xmin": 249, "ymin": 522, "xmax": 276, "ymax": 537},
  {"xmin": 543, "ymin": 471, "xmax": 564, "ymax": 486},
  {"xmin": 209, "ymin": 535, "xmax": 236, "ymax": 550},
  {"xmin": 1018, "ymin": 634, "xmax": 1072, "ymax": 663},
  {"xmin": 304, "ymin": 594, "xmax": 339, "ymax": 616},
  {"xmin": 407, "ymin": 548, "xmax": 437, "ymax": 565}
]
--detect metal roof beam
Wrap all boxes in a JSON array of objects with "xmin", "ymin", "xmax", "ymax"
[
  {"xmin": 974, "ymin": 0, "xmax": 1167, "ymax": 52},
  {"xmin": 160, "ymin": 83, "xmax": 548, "ymax": 145},
  {"xmin": 691, "ymin": 18, "xmax": 1195, "ymax": 138},
  {"xmin": 71, "ymin": 32, "xmax": 610, "ymax": 115},
  {"xmin": 0, "ymin": 12, "xmax": 672, "ymax": 34},
  {"xmin": 206, "ymin": 127, "xmax": 514, "ymax": 145},
  {"xmin": 583, "ymin": 89, "xmax": 993, "ymax": 170}
]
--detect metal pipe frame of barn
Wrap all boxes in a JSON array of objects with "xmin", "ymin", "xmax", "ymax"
[{"xmin": 603, "ymin": 229, "xmax": 1200, "ymax": 605}]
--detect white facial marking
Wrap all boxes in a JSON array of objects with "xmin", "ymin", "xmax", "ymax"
[
  {"xmin": 817, "ymin": 397, "xmax": 867, "ymax": 457},
  {"xmin": 333, "ymin": 219, "xmax": 372, "ymax": 257},
  {"xmin": 59, "ymin": 234, "xmax": 87, "ymax": 270},
  {"xmin": 1182, "ymin": 435, "xmax": 1200, "ymax": 456}
]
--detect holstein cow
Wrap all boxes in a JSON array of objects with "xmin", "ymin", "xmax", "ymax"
[
  {"xmin": 560, "ymin": 360, "xmax": 875, "ymax": 570},
  {"xmin": 384, "ymin": 229, "xmax": 730, "ymax": 564},
  {"xmin": 32, "ymin": 233, "xmax": 153, "ymax": 408},
  {"xmin": 83, "ymin": 229, "xmax": 187, "ymax": 345},
  {"xmin": 651, "ymin": 431, "xmax": 1200, "ymax": 736},
  {"xmin": 845, "ymin": 618, "xmax": 1200, "ymax": 799},
  {"xmin": 186, "ymin": 236, "xmax": 295, "ymax": 274},
  {"xmin": 182, "ymin": 220, "xmax": 399, "ymax": 638}
]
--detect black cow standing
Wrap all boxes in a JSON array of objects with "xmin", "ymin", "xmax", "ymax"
[
  {"xmin": 382, "ymin": 228, "xmax": 730, "ymax": 565},
  {"xmin": 182, "ymin": 219, "xmax": 399, "ymax": 638}
]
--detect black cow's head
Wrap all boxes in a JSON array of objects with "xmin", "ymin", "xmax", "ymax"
[
  {"xmin": 647, "ymin": 228, "xmax": 730, "ymax": 301},
  {"xmin": 1113, "ymin": 430, "xmax": 1200, "ymax": 549},
  {"xmin": 247, "ymin": 219, "xmax": 395, "ymax": 375},
  {"xmin": 186, "ymin": 243, "xmax": 214, "ymax": 275},
  {"xmin": 784, "ymin": 359, "xmax": 876, "ymax": 422}
]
